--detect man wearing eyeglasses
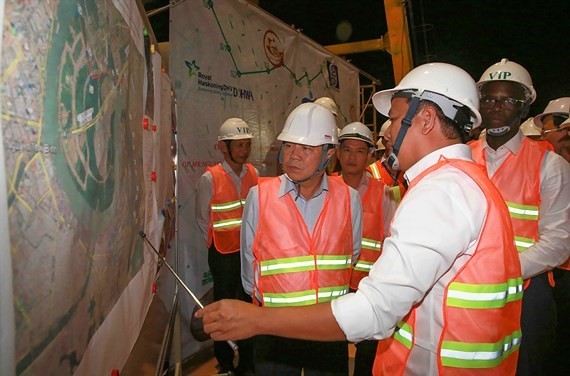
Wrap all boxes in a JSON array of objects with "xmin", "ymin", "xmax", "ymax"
[
  {"xmin": 534, "ymin": 97, "xmax": 570, "ymax": 375},
  {"xmin": 469, "ymin": 59, "xmax": 570, "ymax": 376},
  {"xmin": 535, "ymin": 97, "xmax": 570, "ymax": 163}
]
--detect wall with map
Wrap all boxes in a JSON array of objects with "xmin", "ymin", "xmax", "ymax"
[
  {"xmin": 169, "ymin": 0, "xmax": 361, "ymax": 359},
  {"xmin": 0, "ymin": 0, "xmax": 175, "ymax": 374}
]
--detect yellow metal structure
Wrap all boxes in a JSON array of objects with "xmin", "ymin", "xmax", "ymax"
[
  {"xmin": 324, "ymin": 1, "xmax": 413, "ymax": 85},
  {"xmin": 383, "ymin": 0, "xmax": 414, "ymax": 84},
  {"xmin": 325, "ymin": 38, "xmax": 386, "ymax": 56}
]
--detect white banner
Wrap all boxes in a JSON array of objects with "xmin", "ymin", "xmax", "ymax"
[{"xmin": 170, "ymin": 0, "xmax": 360, "ymax": 358}]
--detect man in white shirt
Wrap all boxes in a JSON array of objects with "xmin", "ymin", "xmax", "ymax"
[
  {"xmin": 197, "ymin": 63, "xmax": 523, "ymax": 375},
  {"xmin": 470, "ymin": 59, "xmax": 570, "ymax": 376},
  {"xmin": 194, "ymin": 118, "xmax": 258, "ymax": 374}
]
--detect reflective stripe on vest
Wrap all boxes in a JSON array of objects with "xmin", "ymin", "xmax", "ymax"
[
  {"xmin": 212, "ymin": 218, "xmax": 242, "ymax": 229},
  {"xmin": 447, "ymin": 278, "xmax": 523, "ymax": 309},
  {"xmin": 440, "ymin": 330, "xmax": 522, "ymax": 369},
  {"xmin": 361, "ymin": 237, "xmax": 381, "ymax": 251},
  {"xmin": 393, "ymin": 321, "xmax": 413, "ymax": 350},
  {"xmin": 506, "ymin": 201, "xmax": 539, "ymax": 220},
  {"xmin": 505, "ymin": 202, "xmax": 538, "ymax": 251},
  {"xmin": 389, "ymin": 185, "xmax": 402, "ymax": 204},
  {"xmin": 211, "ymin": 199, "xmax": 246, "ymax": 212},
  {"xmin": 262, "ymin": 285, "xmax": 349, "ymax": 307},
  {"xmin": 353, "ymin": 260, "xmax": 374, "ymax": 272},
  {"xmin": 369, "ymin": 163, "xmax": 381, "ymax": 180},
  {"xmin": 260, "ymin": 255, "xmax": 351, "ymax": 276},
  {"xmin": 514, "ymin": 235, "xmax": 535, "ymax": 251}
]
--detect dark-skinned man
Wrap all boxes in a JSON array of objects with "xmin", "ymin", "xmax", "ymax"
[{"xmin": 470, "ymin": 59, "xmax": 570, "ymax": 376}]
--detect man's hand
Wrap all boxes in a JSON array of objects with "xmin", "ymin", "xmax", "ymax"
[{"xmin": 196, "ymin": 299, "xmax": 261, "ymax": 340}]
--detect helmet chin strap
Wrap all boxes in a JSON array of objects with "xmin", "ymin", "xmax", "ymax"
[
  {"xmin": 224, "ymin": 140, "xmax": 240, "ymax": 164},
  {"xmin": 278, "ymin": 144, "xmax": 333, "ymax": 200},
  {"xmin": 386, "ymin": 97, "xmax": 421, "ymax": 171},
  {"xmin": 486, "ymin": 114, "xmax": 523, "ymax": 137}
]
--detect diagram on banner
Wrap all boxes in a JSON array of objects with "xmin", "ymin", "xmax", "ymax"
[
  {"xmin": 2, "ymin": 0, "xmax": 145, "ymax": 373},
  {"xmin": 202, "ymin": 0, "xmax": 335, "ymax": 95}
]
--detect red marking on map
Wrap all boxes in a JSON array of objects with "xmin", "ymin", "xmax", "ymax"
[{"xmin": 263, "ymin": 30, "xmax": 284, "ymax": 68}]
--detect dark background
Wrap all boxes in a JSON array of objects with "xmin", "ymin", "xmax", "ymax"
[{"xmin": 143, "ymin": 0, "xmax": 570, "ymax": 117}]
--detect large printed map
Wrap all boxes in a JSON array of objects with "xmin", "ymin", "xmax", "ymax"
[{"xmin": 1, "ymin": 0, "xmax": 145, "ymax": 373}]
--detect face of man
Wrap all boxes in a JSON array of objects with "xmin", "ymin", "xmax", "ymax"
[
  {"xmin": 338, "ymin": 139, "xmax": 372, "ymax": 175},
  {"xmin": 541, "ymin": 115, "xmax": 570, "ymax": 163},
  {"xmin": 384, "ymin": 97, "xmax": 420, "ymax": 172},
  {"xmin": 220, "ymin": 139, "xmax": 252, "ymax": 165},
  {"xmin": 479, "ymin": 81, "xmax": 527, "ymax": 139},
  {"xmin": 282, "ymin": 142, "xmax": 329, "ymax": 181}
]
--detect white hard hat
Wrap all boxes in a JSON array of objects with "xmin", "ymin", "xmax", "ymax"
[
  {"xmin": 477, "ymin": 58, "xmax": 536, "ymax": 104},
  {"xmin": 379, "ymin": 119, "xmax": 392, "ymax": 137},
  {"xmin": 339, "ymin": 122, "xmax": 374, "ymax": 146},
  {"xmin": 218, "ymin": 118, "xmax": 253, "ymax": 141},
  {"xmin": 561, "ymin": 117, "xmax": 570, "ymax": 129},
  {"xmin": 278, "ymin": 102, "xmax": 338, "ymax": 146},
  {"xmin": 533, "ymin": 97, "xmax": 570, "ymax": 128},
  {"xmin": 376, "ymin": 138, "xmax": 386, "ymax": 151},
  {"xmin": 520, "ymin": 117, "xmax": 541, "ymax": 136},
  {"xmin": 314, "ymin": 97, "xmax": 339, "ymax": 116},
  {"xmin": 372, "ymin": 62, "xmax": 482, "ymax": 129}
]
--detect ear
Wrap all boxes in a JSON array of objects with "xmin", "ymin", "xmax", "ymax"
[
  {"xmin": 218, "ymin": 140, "xmax": 228, "ymax": 153},
  {"xmin": 325, "ymin": 146, "xmax": 336, "ymax": 159},
  {"xmin": 418, "ymin": 105, "xmax": 437, "ymax": 135}
]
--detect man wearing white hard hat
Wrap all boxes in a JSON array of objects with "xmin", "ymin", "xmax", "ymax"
[
  {"xmin": 535, "ymin": 97, "xmax": 570, "ymax": 163},
  {"xmin": 535, "ymin": 97, "xmax": 570, "ymax": 374},
  {"xmin": 470, "ymin": 59, "xmax": 570, "ymax": 376},
  {"xmin": 239, "ymin": 102, "xmax": 363, "ymax": 375},
  {"xmin": 194, "ymin": 118, "xmax": 258, "ymax": 374},
  {"xmin": 336, "ymin": 122, "xmax": 397, "ymax": 375},
  {"xmin": 198, "ymin": 63, "xmax": 522, "ymax": 375}
]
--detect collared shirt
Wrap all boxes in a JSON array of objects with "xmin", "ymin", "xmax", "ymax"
[
  {"xmin": 240, "ymin": 174, "xmax": 363, "ymax": 297},
  {"xmin": 195, "ymin": 160, "xmax": 258, "ymax": 245},
  {"xmin": 482, "ymin": 130, "xmax": 570, "ymax": 278},
  {"xmin": 331, "ymin": 144, "xmax": 487, "ymax": 376}
]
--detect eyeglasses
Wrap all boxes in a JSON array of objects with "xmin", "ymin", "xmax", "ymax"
[
  {"xmin": 542, "ymin": 127, "xmax": 570, "ymax": 136},
  {"xmin": 480, "ymin": 96, "xmax": 525, "ymax": 110}
]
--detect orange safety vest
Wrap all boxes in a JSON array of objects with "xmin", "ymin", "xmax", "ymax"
[
  {"xmin": 349, "ymin": 178, "xmax": 385, "ymax": 290},
  {"xmin": 253, "ymin": 176, "xmax": 354, "ymax": 307},
  {"xmin": 207, "ymin": 163, "xmax": 257, "ymax": 254},
  {"xmin": 373, "ymin": 157, "xmax": 523, "ymax": 375},
  {"xmin": 470, "ymin": 138, "xmax": 557, "ymax": 282},
  {"xmin": 367, "ymin": 160, "xmax": 407, "ymax": 202}
]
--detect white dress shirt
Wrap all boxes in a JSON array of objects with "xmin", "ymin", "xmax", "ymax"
[
  {"xmin": 332, "ymin": 144, "xmax": 488, "ymax": 376},
  {"xmin": 194, "ymin": 160, "xmax": 258, "ymax": 245},
  {"xmin": 482, "ymin": 130, "xmax": 570, "ymax": 278},
  {"xmin": 240, "ymin": 174, "xmax": 363, "ymax": 297}
]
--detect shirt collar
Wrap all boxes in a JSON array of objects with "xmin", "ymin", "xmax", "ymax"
[
  {"xmin": 221, "ymin": 160, "xmax": 247, "ymax": 178},
  {"xmin": 278, "ymin": 174, "xmax": 329, "ymax": 199},
  {"xmin": 482, "ymin": 129, "xmax": 525, "ymax": 155},
  {"xmin": 404, "ymin": 144, "xmax": 473, "ymax": 183}
]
